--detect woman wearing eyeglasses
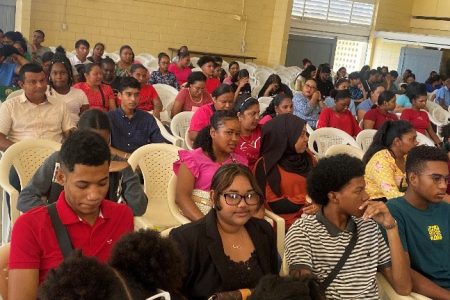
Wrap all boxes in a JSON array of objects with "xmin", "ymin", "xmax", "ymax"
[
  {"xmin": 292, "ymin": 78, "xmax": 324, "ymax": 129},
  {"xmin": 254, "ymin": 114, "xmax": 318, "ymax": 229},
  {"xmin": 174, "ymin": 110, "xmax": 248, "ymax": 221},
  {"xmin": 171, "ymin": 71, "xmax": 213, "ymax": 118},
  {"xmin": 170, "ymin": 164, "xmax": 278, "ymax": 300},
  {"xmin": 363, "ymin": 120, "xmax": 418, "ymax": 202}
]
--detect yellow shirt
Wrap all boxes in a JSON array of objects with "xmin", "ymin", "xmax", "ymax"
[{"xmin": 365, "ymin": 149, "xmax": 406, "ymax": 200}]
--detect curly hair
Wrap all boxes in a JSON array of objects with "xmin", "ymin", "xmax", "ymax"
[
  {"xmin": 405, "ymin": 145, "xmax": 448, "ymax": 176},
  {"xmin": 307, "ymin": 154, "xmax": 365, "ymax": 205},
  {"xmin": 109, "ymin": 229, "xmax": 185, "ymax": 293},
  {"xmin": 248, "ymin": 274, "xmax": 325, "ymax": 300},
  {"xmin": 38, "ymin": 252, "xmax": 126, "ymax": 300}
]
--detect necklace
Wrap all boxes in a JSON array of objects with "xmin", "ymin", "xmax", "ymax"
[
  {"xmin": 188, "ymin": 89, "xmax": 203, "ymax": 104},
  {"xmin": 217, "ymin": 222, "xmax": 244, "ymax": 250}
]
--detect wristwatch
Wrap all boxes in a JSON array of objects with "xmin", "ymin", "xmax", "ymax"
[{"xmin": 384, "ymin": 219, "xmax": 397, "ymax": 230}]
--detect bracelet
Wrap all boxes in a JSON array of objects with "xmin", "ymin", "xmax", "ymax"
[{"xmin": 383, "ymin": 219, "xmax": 397, "ymax": 230}]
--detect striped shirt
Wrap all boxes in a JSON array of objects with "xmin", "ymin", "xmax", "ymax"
[{"xmin": 285, "ymin": 211, "xmax": 391, "ymax": 299}]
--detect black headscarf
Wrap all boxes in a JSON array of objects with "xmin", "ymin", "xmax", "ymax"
[{"xmin": 255, "ymin": 114, "xmax": 313, "ymax": 197}]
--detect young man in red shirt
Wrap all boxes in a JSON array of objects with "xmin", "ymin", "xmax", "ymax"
[{"xmin": 8, "ymin": 130, "xmax": 134, "ymax": 300}]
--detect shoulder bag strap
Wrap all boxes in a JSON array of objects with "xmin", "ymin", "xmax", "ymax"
[
  {"xmin": 321, "ymin": 223, "xmax": 358, "ymax": 290},
  {"xmin": 47, "ymin": 202, "xmax": 74, "ymax": 258}
]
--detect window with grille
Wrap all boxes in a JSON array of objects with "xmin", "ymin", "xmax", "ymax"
[{"xmin": 292, "ymin": 0, "xmax": 374, "ymax": 26}]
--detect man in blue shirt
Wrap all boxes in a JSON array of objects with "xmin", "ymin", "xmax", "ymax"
[
  {"xmin": 108, "ymin": 77, "xmax": 166, "ymax": 158},
  {"xmin": 435, "ymin": 77, "xmax": 450, "ymax": 110},
  {"xmin": 387, "ymin": 146, "xmax": 450, "ymax": 299},
  {"xmin": 0, "ymin": 45, "xmax": 28, "ymax": 87}
]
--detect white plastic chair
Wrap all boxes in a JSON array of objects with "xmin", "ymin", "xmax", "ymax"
[
  {"xmin": 377, "ymin": 273, "xmax": 431, "ymax": 300},
  {"xmin": 308, "ymin": 127, "xmax": 360, "ymax": 158},
  {"xmin": 170, "ymin": 111, "xmax": 193, "ymax": 149},
  {"xmin": 152, "ymin": 84, "xmax": 178, "ymax": 120},
  {"xmin": 146, "ymin": 289, "xmax": 171, "ymax": 300},
  {"xmin": 416, "ymin": 132, "xmax": 435, "ymax": 146},
  {"xmin": 306, "ymin": 123, "xmax": 314, "ymax": 135},
  {"xmin": 167, "ymin": 175, "xmax": 286, "ymax": 256},
  {"xmin": 0, "ymin": 139, "xmax": 61, "ymax": 243},
  {"xmin": 259, "ymin": 102, "xmax": 269, "ymax": 115},
  {"xmin": 325, "ymin": 144, "xmax": 364, "ymax": 160},
  {"xmin": 356, "ymin": 129, "xmax": 377, "ymax": 152},
  {"xmin": 184, "ymin": 130, "xmax": 194, "ymax": 150},
  {"xmin": 149, "ymin": 112, "xmax": 179, "ymax": 146},
  {"xmin": 128, "ymin": 143, "xmax": 182, "ymax": 230},
  {"xmin": 258, "ymin": 96, "xmax": 273, "ymax": 106}
]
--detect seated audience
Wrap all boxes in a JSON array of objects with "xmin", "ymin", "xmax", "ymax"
[
  {"xmin": 212, "ymin": 56, "xmax": 226, "ymax": 83},
  {"xmin": 108, "ymin": 77, "xmax": 166, "ymax": 155},
  {"xmin": 18, "ymin": 109, "xmax": 147, "ymax": 216},
  {"xmin": 294, "ymin": 64, "xmax": 316, "ymax": 91},
  {"xmin": 8, "ymin": 130, "xmax": 134, "ymax": 299},
  {"xmin": 258, "ymin": 74, "xmax": 293, "ymax": 98},
  {"xmin": 348, "ymin": 71, "xmax": 367, "ymax": 103},
  {"xmin": 101, "ymin": 57, "xmax": 121, "ymax": 95},
  {"xmin": 315, "ymin": 65, "xmax": 334, "ymax": 98},
  {"xmin": 259, "ymin": 94, "xmax": 293, "ymax": 125},
  {"xmin": 171, "ymin": 71, "xmax": 213, "ymax": 118},
  {"xmin": 235, "ymin": 97, "xmax": 261, "ymax": 169},
  {"xmin": 0, "ymin": 45, "xmax": 28, "ymax": 87},
  {"xmin": 435, "ymin": 77, "xmax": 450, "ymax": 110},
  {"xmin": 395, "ymin": 82, "xmax": 417, "ymax": 113},
  {"xmin": 40, "ymin": 50, "xmax": 54, "ymax": 77},
  {"xmin": 293, "ymin": 78, "xmax": 323, "ymax": 129},
  {"xmin": 425, "ymin": 73, "xmax": 442, "ymax": 93},
  {"xmin": 334, "ymin": 66, "xmax": 347, "ymax": 83},
  {"xmin": 324, "ymin": 78, "xmax": 356, "ymax": 116},
  {"xmin": 317, "ymin": 89, "xmax": 361, "ymax": 137},
  {"xmin": 130, "ymin": 63, "xmax": 163, "ymax": 119},
  {"xmin": 286, "ymin": 154, "xmax": 412, "ymax": 299},
  {"xmin": 0, "ymin": 63, "xmax": 74, "ymax": 151},
  {"xmin": 148, "ymin": 52, "xmax": 179, "ymax": 90},
  {"xmin": 232, "ymin": 69, "xmax": 252, "ymax": 100},
  {"xmin": 73, "ymin": 63, "xmax": 116, "ymax": 111},
  {"xmin": 30, "ymin": 29, "xmax": 51, "ymax": 64},
  {"xmin": 13, "ymin": 39, "xmax": 31, "ymax": 61},
  {"xmin": 188, "ymin": 84, "xmax": 235, "ymax": 142},
  {"xmin": 386, "ymin": 70, "xmax": 400, "ymax": 93},
  {"xmin": 363, "ymin": 120, "xmax": 417, "ymax": 201},
  {"xmin": 363, "ymin": 90, "xmax": 398, "ymax": 130},
  {"xmin": 356, "ymin": 83, "xmax": 385, "ymax": 121},
  {"xmin": 223, "ymin": 61, "xmax": 239, "ymax": 85},
  {"xmin": 174, "ymin": 111, "xmax": 247, "ymax": 221},
  {"xmin": 168, "ymin": 50, "xmax": 191, "ymax": 87},
  {"xmin": 47, "ymin": 47, "xmax": 89, "ymax": 124},
  {"xmin": 249, "ymin": 274, "xmax": 325, "ymax": 300},
  {"xmin": 254, "ymin": 114, "xmax": 318, "ymax": 229},
  {"xmin": 401, "ymin": 82, "xmax": 441, "ymax": 145},
  {"xmin": 115, "ymin": 45, "xmax": 134, "ymax": 77},
  {"xmin": 69, "ymin": 39, "xmax": 90, "ymax": 66},
  {"xmin": 198, "ymin": 55, "xmax": 221, "ymax": 94},
  {"xmin": 404, "ymin": 73, "xmax": 416, "ymax": 84},
  {"xmin": 386, "ymin": 146, "xmax": 450, "ymax": 299},
  {"xmin": 170, "ymin": 164, "xmax": 278, "ymax": 300},
  {"xmin": 87, "ymin": 42, "xmax": 104, "ymax": 64}
]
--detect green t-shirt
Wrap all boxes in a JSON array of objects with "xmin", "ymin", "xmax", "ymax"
[{"xmin": 387, "ymin": 197, "xmax": 450, "ymax": 289}]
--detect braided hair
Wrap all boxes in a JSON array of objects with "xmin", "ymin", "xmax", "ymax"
[{"xmin": 48, "ymin": 46, "xmax": 74, "ymax": 95}]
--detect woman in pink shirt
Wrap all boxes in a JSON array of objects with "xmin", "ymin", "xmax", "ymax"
[
  {"xmin": 168, "ymin": 51, "xmax": 191, "ymax": 87},
  {"xmin": 73, "ymin": 63, "xmax": 116, "ymax": 112},
  {"xmin": 363, "ymin": 90, "xmax": 398, "ymax": 130},
  {"xmin": 317, "ymin": 89, "xmax": 361, "ymax": 137},
  {"xmin": 259, "ymin": 94, "xmax": 293, "ymax": 125},
  {"xmin": 198, "ymin": 55, "xmax": 220, "ymax": 94},
  {"xmin": 400, "ymin": 82, "xmax": 440, "ymax": 145},
  {"xmin": 171, "ymin": 71, "xmax": 213, "ymax": 118},
  {"xmin": 235, "ymin": 97, "xmax": 262, "ymax": 170},
  {"xmin": 222, "ymin": 61, "xmax": 239, "ymax": 85},
  {"xmin": 173, "ymin": 110, "xmax": 248, "ymax": 221}
]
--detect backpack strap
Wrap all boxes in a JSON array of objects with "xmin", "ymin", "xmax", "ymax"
[{"xmin": 47, "ymin": 202, "xmax": 73, "ymax": 258}]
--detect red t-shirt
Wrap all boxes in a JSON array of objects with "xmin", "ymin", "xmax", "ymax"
[
  {"xmin": 175, "ymin": 88, "xmax": 213, "ymax": 112},
  {"xmin": 137, "ymin": 84, "xmax": 159, "ymax": 111},
  {"xmin": 9, "ymin": 191, "xmax": 134, "ymax": 283},
  {"xmin": 400, "ymin": 109, "xmax": 429, "ymax": 134},
  {"xmin": 73, "ymin": 82, "xmax": 115, "ymax": 111},
  {"xmin": 234, "ymin": 126, "xmax": 262, "ymax": 170},
  {"xmin": 168, "ymin": 63, "xmax": 192, "ymax": 87},
  {"xmin": 206, "ymin": 78, "xmax": 221, "ymax": 94},
  {"xmin": 317, "ymin": 108, "xmax": 361, "ymax": 137},
  {"xmin": 363, "ymin": 107, "xmax": 398, "ymax": 129},
  {"xmin": 188, "ymin": 103, "xmax": 215, "ymax": 132}
]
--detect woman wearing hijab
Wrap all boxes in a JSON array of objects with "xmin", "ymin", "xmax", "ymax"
[{"xmin": 254, "ymin": 114, "xmax": 318, "ymax": 229}]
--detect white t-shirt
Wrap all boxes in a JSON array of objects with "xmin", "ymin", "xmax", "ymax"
[{"xmin": 46, "ymin": 87, "xmax": 89, "ymax": 124}]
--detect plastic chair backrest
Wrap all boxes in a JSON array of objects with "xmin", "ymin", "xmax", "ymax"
[
  {"xmin": 184, "ymin": 129, "xmax": 194, "ymax": 150},
  {"xmin": 308, "ymin": 127, "xmax": 360, "ymax": 157},
  {"xmin": 258, "ymin": 96, "xmax": 273, "ymax": 106},
  {"xmin": 127, "ymin": 143, "xmax": 182, "ymax": 229},
  {"xmin": 416, "ymin": 132, "xmax": 435, "ymax": 146},
  {"xmin": 170, "ymin": 111, "xmax": 194, "ymax": 148},
  {"xmin": 153, "ymin": 84, "xmax": 178, "ymax": 110},
  {"xmin": 325, "ymin": 144, "xmax": 364, "ymax": 160},
  {"xmin": 356, "ymin": 129, "xmax": 377, "ymax": 152},
  {"xmin": 167, "ymin": 174, "xmax": 190, "ymax": 224}
]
